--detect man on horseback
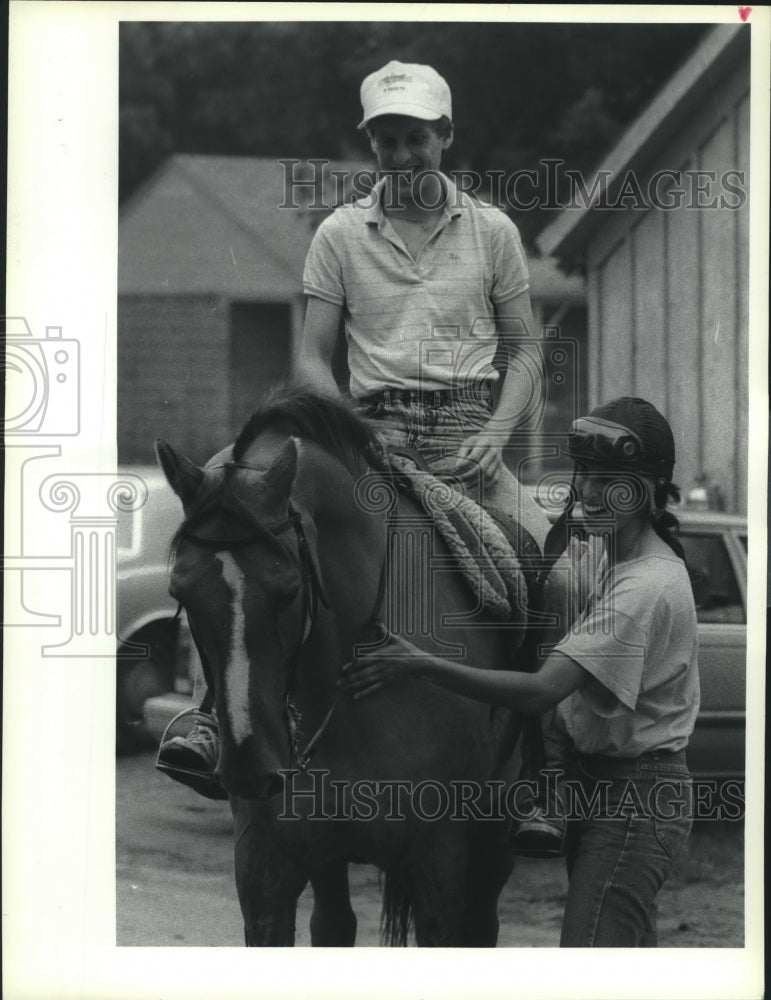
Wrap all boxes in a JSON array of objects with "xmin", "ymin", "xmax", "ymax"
[
  {"xmin": 298, "ymin": 60, "xmax": 564, "ymax": 850},
  {"xmin": 298, "ymin": 60, "xmax": 548, "ymax": 549},
  {"xmin": 157, "ymin": 63, "xmax": 560, "ymax": 846}
]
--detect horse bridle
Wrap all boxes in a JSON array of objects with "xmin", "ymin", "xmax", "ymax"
[{"xmin": 178, "ymin": 460, "xmax": 385, "ymax": 772}]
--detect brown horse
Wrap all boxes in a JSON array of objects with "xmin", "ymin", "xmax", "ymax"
[{"xmin": 157, "ymin": 386, "xmax": 548, "ymax": 946}]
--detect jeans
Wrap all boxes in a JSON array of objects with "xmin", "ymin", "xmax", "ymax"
[
  {"xmin": 356, "ymin": 392, "xmax": 548, "ymax": 549},
  {"xmin": 560, "ymin": 749, "xmax": 693, "ymax": 947}
]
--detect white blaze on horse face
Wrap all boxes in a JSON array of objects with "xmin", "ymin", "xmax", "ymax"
[{"xmin": 215, "ymin": 552, "xmax": 252, "ymax": 746}]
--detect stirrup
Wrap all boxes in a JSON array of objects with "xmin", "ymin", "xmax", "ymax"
[
  {"xmin": 508, "ymin": 817, "xmax": 567, "ymax": 859},
  {"xmin": 155, "ymin": 708, "xmax": 228, "ymax": 801}
]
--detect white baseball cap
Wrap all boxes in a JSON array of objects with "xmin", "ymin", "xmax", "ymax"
[{"xmin": 358, "ymin": 60, "xmax": 452, "ymax": 129}]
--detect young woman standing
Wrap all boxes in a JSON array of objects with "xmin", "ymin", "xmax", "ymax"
[{"xmin": 341, "ymin": 396, "xmax": 699, "ymax": 947}]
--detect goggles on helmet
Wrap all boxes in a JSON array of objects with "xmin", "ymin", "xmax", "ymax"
[{"xmin": 566, "ymin": 416, "xmax": 645, "ymax": 467}]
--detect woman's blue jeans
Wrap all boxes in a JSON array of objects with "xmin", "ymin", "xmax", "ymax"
[{"xmin": 561, "ymin": 750, "xmax": 693, "ymax": 947}]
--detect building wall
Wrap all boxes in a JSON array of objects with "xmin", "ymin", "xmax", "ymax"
[
  {"xmin": 118, "ymin": 295, "xmax": 230, "ymax": 464},
  {"xmin": 229, "ymin": 300, "xmax": 294, "ymax": 429},
  {"xmin": 118, "ymin": 294, "xmax": 301, "ymax": 465},
  {"xmin": 519, "ymin": 302, "xmax": 589, "ymax": 485},
  {"xmin": 584, "ymin": 59, "xmax": 750, "ymax": 513}
]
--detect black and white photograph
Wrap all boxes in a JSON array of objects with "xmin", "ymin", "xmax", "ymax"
[{"xmin": 4, "ymin": 4, "xmax": 768, "ymax": 999}]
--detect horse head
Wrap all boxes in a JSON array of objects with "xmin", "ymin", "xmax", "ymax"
[{"xmin": 157, "ymin": 434, "xmax": 326, "ymax": 799}]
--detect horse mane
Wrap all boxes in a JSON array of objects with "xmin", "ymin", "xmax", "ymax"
[
  {"xmin": 168, "ymin": 384, "xmax": 383, "ymax": 555},
  {"xmin": 233, "ymin": 381, "xmax": 383, "ymax": 477}
]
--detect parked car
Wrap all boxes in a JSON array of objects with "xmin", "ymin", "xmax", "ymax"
[
  {"xmin": 116, "ymin": 470, "xmax": 747, "ymax": 778},
  {"xmin": 116, "ymin": 466, "xmax": 200, "ymax": 752},
  {"xmin": 675, "ymin": 510, "xmax": 747, "ymax": 779}
]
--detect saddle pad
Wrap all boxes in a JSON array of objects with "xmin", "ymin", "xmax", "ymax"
[{"xmin": 385, "ymin": 452, "xmax": 528, "ymax": 623}]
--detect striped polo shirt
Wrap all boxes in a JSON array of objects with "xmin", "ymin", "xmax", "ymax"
[{"xmin": 302, "ymin": 174, "xmax": 530, "ymax": 400}]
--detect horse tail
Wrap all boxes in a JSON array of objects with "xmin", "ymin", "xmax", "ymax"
[{"xmin": 380, "ymin": 871, "xmax": 413, "ymax": 947}]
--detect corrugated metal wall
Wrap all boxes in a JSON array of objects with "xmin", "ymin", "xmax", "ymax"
[{"xmin": 586, "ymin": 61, "xmax": 750, "ymax": 513}]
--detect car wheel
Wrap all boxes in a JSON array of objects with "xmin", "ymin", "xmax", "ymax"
[{"xmin": 116, "ymin": 621, "xmax": 177, "ymax": 753}]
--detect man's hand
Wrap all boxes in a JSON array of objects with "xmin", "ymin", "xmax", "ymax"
[{"xmin": 455, "ymin": 430, "xmax": 505, "ymax": 486}]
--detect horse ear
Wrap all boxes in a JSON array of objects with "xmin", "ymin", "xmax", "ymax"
[
  {"xmin": 155, "ymin": 439, "xmax": 205, "ymax": 506},
  {"xmin": 260, "ymin": 437, "xmax": 298, "ymax": 507}
]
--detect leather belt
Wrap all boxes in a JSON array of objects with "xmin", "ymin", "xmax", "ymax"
[{"xmin": 359, "ymin": 384, "xmax": 494, "ymax": 408}]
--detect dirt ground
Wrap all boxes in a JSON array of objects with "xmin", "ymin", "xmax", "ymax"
[
  {"xmin": 308, "ymin": 820, "xmax": 746, "ymax": 947},
  {"xmin": 499, "ymin": 819, "xmax": 745, "ymax": 948},
  {"xmin": 117, "ymin": 751, "xmax": 745, "ymax": 948}
]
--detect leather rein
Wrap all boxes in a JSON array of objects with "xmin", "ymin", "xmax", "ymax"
[{"xmin": 179, "ymin": 460, "xmax": 385, "ymax": 772}]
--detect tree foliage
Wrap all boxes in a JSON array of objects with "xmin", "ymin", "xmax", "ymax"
[{"xmin": 119, "ymin": 20, "xmax": 708, "ymax": 242}]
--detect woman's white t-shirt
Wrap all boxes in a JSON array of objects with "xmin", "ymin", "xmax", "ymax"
[{"xmin": 553, "ymin": 531, "xmax": 700, "ymax": 757}]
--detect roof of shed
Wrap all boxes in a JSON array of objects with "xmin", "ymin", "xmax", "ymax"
[
  {"xmin": 118, "ymin": 154, "xmax": 371, "ymax": 297},
  {"xmin": 537, "ymin": 24, "xmax": 750, "ymax": 262},
  {"xmin": 119, "ymin": 153, "xmax": 586, "ymax": 302}
]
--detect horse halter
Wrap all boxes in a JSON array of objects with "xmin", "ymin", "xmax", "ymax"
[
  {"xmin": 177, "ymin": 460, "xmax": 338, "ymax": 771},
  {"xmin": 177, "ymin": 460, "xmax": 386, "ymax": 774}
]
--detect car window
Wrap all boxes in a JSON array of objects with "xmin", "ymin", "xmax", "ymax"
[{"xmin": 680, "ymin": 532, "xmax": 745, "ymax": 624}]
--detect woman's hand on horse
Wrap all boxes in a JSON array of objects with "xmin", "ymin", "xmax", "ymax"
[{"xmin": 339, "ymin": 628, "xmax": 425, "ymax": 699}]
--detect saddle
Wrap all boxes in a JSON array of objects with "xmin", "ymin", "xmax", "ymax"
[{"xmin": 381, "ymin": 448, "xmax": 540, "ymax": 625}]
